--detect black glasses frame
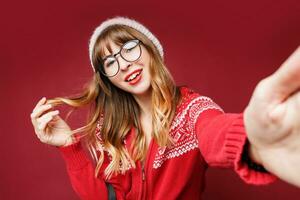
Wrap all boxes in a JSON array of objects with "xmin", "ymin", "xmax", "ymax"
[{"xmin": 99, "ymin": 39, "xmax": 142, "ymax": 77}]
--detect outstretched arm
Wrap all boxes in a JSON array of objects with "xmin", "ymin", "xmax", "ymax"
[
  {"xmin": 59, "ymin": 141, "xmax": 109, "ymax": 200},
  {"xmin": 244, "ymin": 46, "xmax": 300, "ymax": 187}
]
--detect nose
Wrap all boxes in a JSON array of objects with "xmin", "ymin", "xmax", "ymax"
[{"xmin": 117, "ymin": 55, "xmax": 132, "ymax": 71}]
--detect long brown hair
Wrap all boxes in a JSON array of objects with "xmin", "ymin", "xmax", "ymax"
[{"xmin": 47, "ymin": 24, "xmax": 182, "ymax": 179}]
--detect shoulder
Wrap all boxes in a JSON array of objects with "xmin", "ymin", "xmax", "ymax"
[
  {"xmin": 173, "ymin": 86, "xmax": 224, "ymax": 129},
  {"xmin": 177, "ymin": 86, "xmax": 224, "ymax": 114}
]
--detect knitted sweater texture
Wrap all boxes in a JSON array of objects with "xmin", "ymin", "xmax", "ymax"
[{"xmin": 59, "ymin": 86, "xmax": 276, "ymax": 200}]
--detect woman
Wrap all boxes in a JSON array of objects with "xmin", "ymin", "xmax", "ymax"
[{"xmin": 30, "ymin": 16, "xmax": 300, "ymax": 200}]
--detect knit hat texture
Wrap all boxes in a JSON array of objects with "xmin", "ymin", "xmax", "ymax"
[{"xmin": 88, "ymin": 16, "xmax": 164, "ymax": 72}]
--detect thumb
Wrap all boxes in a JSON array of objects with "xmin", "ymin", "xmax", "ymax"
[{"xmin": 269, "ymin": 46, "xmax": 300, "ymax": 101}]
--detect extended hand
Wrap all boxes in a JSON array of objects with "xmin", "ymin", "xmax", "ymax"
[{"xmin": 244, "ymin": 46, "xmax": 300, "ymax": 187}]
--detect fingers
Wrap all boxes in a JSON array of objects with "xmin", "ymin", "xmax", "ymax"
[
  {"xmin": 37, "ymin": 110, "xmax": 60, "ymax": 130},
  {"xmin": 30, "ymin": 97, "xmax": 60, "ymax": 144},
  {"xmin": 38, "ymin": 131, "xmax": 53, "ymax": 144},
  {"xmin": 31, "ymin": 104, "xmax": 52, "ymax": 120},
  {"xmin": 33, "ymin": 97, "xmax": 47, "ymax": 112},
  {"xmin": 35, "ymin": 110, "xmax": 60, "ymax": 144},
  {"xmin": 30, "ymin": 97, "xmax": 54, "ymax": 125},
  {"xmin": 269, "ymin": 46, "xmax": 300, "ymax": 100}
]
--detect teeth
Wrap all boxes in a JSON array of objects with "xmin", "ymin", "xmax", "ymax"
[
  {"xmin": 126, "ymin": 71, "xmax": 141, "ymax": 82},
  {"xmin": 128, "ymin": 73, "xmax": 138, "ymax": 81}
]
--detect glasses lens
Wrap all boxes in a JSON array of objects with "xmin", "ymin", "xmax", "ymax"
[
  {"xmin": 102, "ymin": 56, "xmax": 119, "ymax": 77},
  {"xmin": 121, "ymin": 40, "xmax": 141, "ymax": 62}
]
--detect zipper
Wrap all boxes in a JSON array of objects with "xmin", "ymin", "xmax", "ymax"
[
  {"xmin": 142, "ymin": 163, "xmax": 146, "ymax": 181},
  {"xmin": 139, "ymin": 138, "xmax": 154, "ymax": 200}
]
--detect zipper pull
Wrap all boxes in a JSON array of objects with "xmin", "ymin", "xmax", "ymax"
[{"xmin": 142, "ymin": 164, "xmax": 146, "ymax": 181}]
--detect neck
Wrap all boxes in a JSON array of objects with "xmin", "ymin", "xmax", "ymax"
[{"xmin": 133, "ymin": 89, "xmax": 152, "ymax": 118}]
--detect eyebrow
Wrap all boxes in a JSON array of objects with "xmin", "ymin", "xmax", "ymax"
[
  {"xmin": 101, "ymin": 41, "xmax": 128, "ymax": 61},
  {"xmin": 102, "ymin": 51, "xmax": 120, "ymax": 61},
  {"xmin": 102, "ymin": 55, "xmax": 109, "ymax": 61}
]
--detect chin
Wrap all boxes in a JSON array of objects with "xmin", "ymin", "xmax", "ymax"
[{"xmin": 129, "ymin": 83, "xmax": 152, "ymax": 96}]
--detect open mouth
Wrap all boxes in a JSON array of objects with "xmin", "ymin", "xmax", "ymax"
[{"xmin": 125, "ymin": 69, "xmax": 143, "ymax": 82}]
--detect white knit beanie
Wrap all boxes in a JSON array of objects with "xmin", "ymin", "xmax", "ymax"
[{"xmin": 88, "ymin": 16, "xmax": 164, "ymax": 72}]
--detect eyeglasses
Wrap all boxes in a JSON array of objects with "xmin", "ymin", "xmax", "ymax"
[{"xmin": 99, "ymin": 39, "xmax": 142, "ymax": 77}]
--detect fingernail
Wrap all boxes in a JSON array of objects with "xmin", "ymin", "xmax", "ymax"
[{"xmin": 54, "ymin": 110, "xmax": 59, "ymax": 114}]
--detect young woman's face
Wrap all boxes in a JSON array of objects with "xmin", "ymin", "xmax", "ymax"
[{"xmin": 101, "ymin": 39, "xmax": 152, "ymax": 97}]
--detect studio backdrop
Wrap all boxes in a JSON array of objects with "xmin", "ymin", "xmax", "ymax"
[{"xmin": 1, "ymin": 0, "xmax": 300, "ymax": 199}]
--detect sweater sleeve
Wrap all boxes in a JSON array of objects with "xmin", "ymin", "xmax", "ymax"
[
  {"xmin": 193, "ymin": 98, "xmax": 277, "ymax": 185},
  {"xmin": 58, "ymin": 141, "xmax": 108, "ymax": 200}
]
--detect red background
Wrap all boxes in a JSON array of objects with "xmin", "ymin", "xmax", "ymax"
[{"xmin": 1, "ymin": 0, "xmax": 300, "ymax": 199}]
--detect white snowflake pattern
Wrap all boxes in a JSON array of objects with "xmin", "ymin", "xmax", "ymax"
[{"xmin": 153, "ymin": 95, "xmax": 224, "ymax": 169}]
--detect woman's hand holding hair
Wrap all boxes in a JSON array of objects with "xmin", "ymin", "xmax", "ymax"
[
  {"xmin": 244, "ymin": 46, "xmax": 300, "ymax": 187},
  {"xmin": 30, "ymin": 97, "xmax": 76, "ymax": 147}
]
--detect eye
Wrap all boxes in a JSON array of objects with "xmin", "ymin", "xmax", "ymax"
[
  {"xmin": 123, "ymin": 40, "xmax": 138, "ymax": 51},
  {"xmin": 104, "ymin": 57, "xmax": 116, "ymax": 67},
  {"xmin": 107, "ymin": 60, "xmax": 115, "ymax": 66},
  {"xmin": 124, "ymin": 48, "xmax": 134, "ymax": 53}
]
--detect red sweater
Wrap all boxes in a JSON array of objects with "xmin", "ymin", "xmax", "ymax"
[{"xmin": 58, "ymin": 86, "xmax": 277, "ymax": 200}]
